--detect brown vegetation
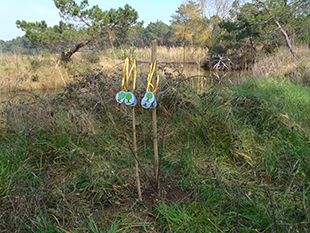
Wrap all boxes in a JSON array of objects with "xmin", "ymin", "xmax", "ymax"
[
  {"xmin": 251, "ymin": 44, "xmax": 310, "ymax": 83},
  {"xmin": 1, "ymin": 45, "xmax": 310, "ymax": 93}
]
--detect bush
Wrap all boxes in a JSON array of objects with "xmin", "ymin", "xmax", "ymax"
[
  {"xmin": 115, "ymin": 46, "xmax": 137, "ymax": 60},
  {"xmin": 297, "ymin": 32, "xmax": 310, "ymax": 47},
  {"xmin": 41, "ymin": 49, "xmax": 51, "ymax": 58},
  {"xmin": 31, "ymin": 74, "xmax": 39, "ymax": 82},
  {"xmin": 82, "ymin": 52, "xmax": 101, "ymax": 64},
  {"xmin": 29, "ymin": 58, "xmax": 41, "ymax": 71}
]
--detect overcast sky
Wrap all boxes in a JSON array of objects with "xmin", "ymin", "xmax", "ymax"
[{"xmin": 0, "ymin": 0, "xmax": 182, "ymax": 41}]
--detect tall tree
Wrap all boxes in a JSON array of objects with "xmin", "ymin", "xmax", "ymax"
[
  {"xmin": 16, "ymin": 20, "xmax": 81, "ymax": 53},
  {"xmin": 219, "ymin": 1, "xmax": 262, "ymax": 52},
  {"xmin": 255, "ymin": 0, "xmax": 297, "ymax": 57},
  {"xmin": 144, "ymin": 21, "xmax": 174, "ymax": 47},
  {"xmin": 170, "ymin": 0, "xmax": 234, "ymax": 52},
  {"xmin": 16, "ymin": 0, "xmax": 142, "ymax": 60},
  {"xmin": 229, "ymin": 0, "xmax": 310, "ymax": 56},
  {"xmin": 170, "ymin": 1, "xmax": 212, "ymax": 48},
  {"xmin": 199, "ymin": 0, "xmax": 233, "ymax": 20}
]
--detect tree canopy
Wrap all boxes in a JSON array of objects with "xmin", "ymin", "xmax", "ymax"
[
  {"xmin": 129, "ymin": 21, "xmax": 175, "ymax": 47},
  {"xmin": 0, "ymin": 36, "xmax": 37, "ymax": 55},
  {"xmin": 170, "ymin": 1, "xmax": 212, "ymax": 48},
  {"xmin": 16, "ymin": 0, "xmax": 142, "ymax": 59},
  {"xmin": 221, "ymin": 0, "xmax": 310, "ymax": 54}
]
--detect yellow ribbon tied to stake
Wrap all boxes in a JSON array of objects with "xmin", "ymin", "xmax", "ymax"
[
  {"xmin": 141, "ymin": 61, "xmax": 159, "ymax": 109},
  {"xmin": 115, "ymin": 58, "xmax": 137, "ymax": 106}
]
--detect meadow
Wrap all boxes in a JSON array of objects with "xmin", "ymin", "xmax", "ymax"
[{"xmin": 0, "ymin": 45, "xmax": 310, "ymax": 232}]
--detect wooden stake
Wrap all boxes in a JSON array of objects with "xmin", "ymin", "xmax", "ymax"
[
  {"xmin": 132, "ymin": 107, "xmax": 142, "ymax": 201},
  {"xmin": 151, "ymin": 40, "xmax": 159, "ymax": 189}
]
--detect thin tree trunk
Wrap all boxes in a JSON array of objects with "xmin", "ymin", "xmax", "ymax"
[
  {"xmin": 61, "ymin": 38, "xmax": 94, "ymax": 61},
  {"xmin": 272, "ymin": 18, "xmax": 298, "ymax": 58},
  {"xmin": 249, "ymin": 35, "xmax": 257, "ymax": 51}
]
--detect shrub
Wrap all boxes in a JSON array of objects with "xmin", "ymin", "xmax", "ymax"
[
  {"xmin": 82, "ymin": 52, "xmax": 101, "ymax": 64},
  {"xmin": 297, "ymin": 32, "xmax": 310, "ymax": 47},
  {"xmin": 41, "ymin": 49, "xmax": 51, "ymax": 58},
  {"xmin": 31, "ymin": 74, "xmax": 39, "ymax": 82},
  {"xmin": 29, "ymin": 58, "xmax": 41, "ymax": 71}
]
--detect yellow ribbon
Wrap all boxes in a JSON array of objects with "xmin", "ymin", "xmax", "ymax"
[
  {"xmin": 146, "ymin": 61, "xmax": 160, "ymax": 97},
  {"xmin": 129, "ymin": 58, "xmax": 137, "ymax": 94},
  {"xmin": 122, "ymin": 57, "xmax": 136, "ymax": 93},
  {"xmin": 153, "ymin": 68, "xmax": 160, "ymax": 97},
  {"xmin": 122, "ymin": 58, "xmax": 129, "ymax": 91}
]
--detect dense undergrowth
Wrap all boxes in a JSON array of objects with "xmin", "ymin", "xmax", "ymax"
[{"xmin": 0, "ymin": 72, "xmax": 310, "ymax": 232}]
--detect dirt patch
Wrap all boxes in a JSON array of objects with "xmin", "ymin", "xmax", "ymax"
[{"xmin": 89, "ymin": 178, "xmax": 194, "ymax": 231}]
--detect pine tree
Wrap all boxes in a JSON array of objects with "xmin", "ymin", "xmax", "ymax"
[{"xmin": 16, "ymin": 0, "xmax": 142, "ymax": 60}]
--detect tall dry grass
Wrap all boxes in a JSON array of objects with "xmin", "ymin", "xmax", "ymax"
[
  {"xmin": 5, "ymin": 44, "xmax": 310, "ymax": 94},
  {"xmin": 251, "ymin": 44, "xmax": 310, "ymax": 81},
  {"xmin": 0, "ymin": 54, "xmax": 77, "ymax": 92},
  {"xmin": 134, "ymin": 46, "xmax": 207, "ymax": 63},
  {"xmin": 100, "ymin": 46, "xmax": 207, "ymax": 66},
  {"xmin": 0, "ymin": 47, "xmax": 208, "ymax": 93}
]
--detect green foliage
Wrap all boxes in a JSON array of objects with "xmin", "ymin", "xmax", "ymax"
[
  {"xmin": 210, "ymin": 0, "xmax": 310, "ymax": 67},
  {"xmin": 156, "ymin": 76, "xmax": 310, "ymax": 232},
  {"xmin": 31, "ymin": 74, "xmax": 39, "ymax": 82},
  {"xmin": 16, "ymin": 20, "xmax": 87, "ymax": 53},
  {"xmin": 82, "ymin": 52, "xmax": 101, "ymax": 64},
  {"xmin": 126, "ymin": 21, "xmax": 176, "ymax": 47},
  {"xmin": 144, "ymin": 21, "xmax": 170, "ymax": 44},
  {"xmin": 41, "ymin": 49, "xmax": 51, "ymax": 57},
  {"xmin": 171, "ymin": 1, "xmax": 213, "ymax": 48},
  {"xmin": 29, "ymin": 58, "xmax": 42, "ymax": 71},
  {"xmin": 16, "ymin": 0, "xmax": 142, "ymax": 54},
  {"xmin": 143, "ymin": 21, "xmax": 175, "ymax": 47},
  {"xmin": 298, "ymin": 31, "xmax": 310, "ymax": 46},
  {"xmin": 114, "ymin": 46, "xmax": 137, "ymax": 60},
  {"xmin": 0, "ymin": 36, "xmax": 38, "ymax": 54}
]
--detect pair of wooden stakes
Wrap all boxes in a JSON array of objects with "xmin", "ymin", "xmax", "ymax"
[{"xmin": 115, "ymin": 57, "xmax": 160, "ymax": 201}]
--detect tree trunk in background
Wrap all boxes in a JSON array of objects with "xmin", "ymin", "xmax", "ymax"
[
  {"xmin": 61, "ymin": 38, "xmax": 93, "ymax": 62},
  {"xmin": 272, "ymin": 17, "xmax": 298, "ymax": 58},
  {"xmin": 256, "ymin": 0, "xmax": 299, "ymax": 58}
]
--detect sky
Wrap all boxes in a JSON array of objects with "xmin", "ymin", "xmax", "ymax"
[{"xmin": 0, "ymin": 0, "xmax": 182, "ymax": 41}]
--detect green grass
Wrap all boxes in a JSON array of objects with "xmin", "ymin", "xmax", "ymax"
[{"xmin": 1, "ymin": 74, "xmax": 310, "ymax": 232}]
